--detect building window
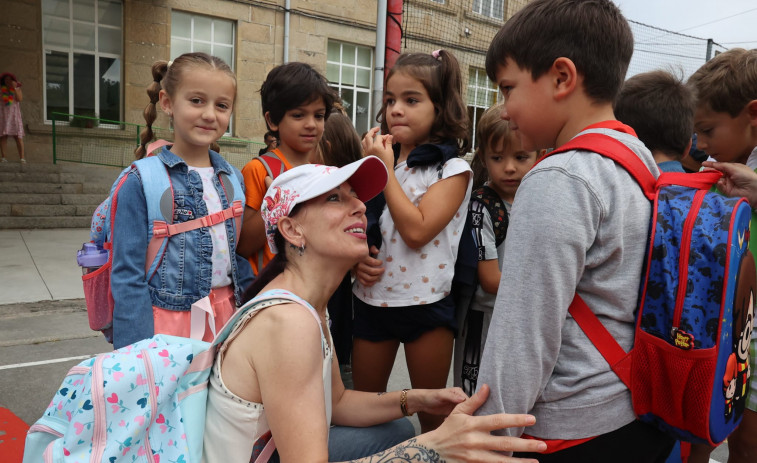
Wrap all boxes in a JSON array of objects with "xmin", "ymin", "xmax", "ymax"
[
  {"xmin": 473, "ymin": 0, "xmax": 504, "ymax": 20},
  {"xmin": 42, "ymin": 0, "xmax": 123, "ymax": 123},
  {"xmin": 467, "ymin": 67, "xmax": 500, "ymax": 150},
  {"xmin": 326, "ymin": 41, "xmax": 373, "ymax": 136},
  {"xmin": 171, "ymin": 11, "xmax": 235, "ymax": 134}
]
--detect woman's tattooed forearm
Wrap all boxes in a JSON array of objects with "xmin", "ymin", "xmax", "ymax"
[{"xmin": 350, "ymin": 438, "xmax": 445, "ymax": 462}]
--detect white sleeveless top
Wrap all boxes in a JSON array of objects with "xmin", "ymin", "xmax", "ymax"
[{"xmin": 202, "ymin": 290, "xmax": 333, "ymax": 462}]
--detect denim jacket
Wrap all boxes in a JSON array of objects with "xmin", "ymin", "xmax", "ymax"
[{"xmin": 111, "ymin": 147, "xmax": 254, "ymax": 348}]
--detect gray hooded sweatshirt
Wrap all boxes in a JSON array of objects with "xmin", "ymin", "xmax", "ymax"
[{"xmin": 476, "ymin": 126, "xmax": 659, "ymax": 440}]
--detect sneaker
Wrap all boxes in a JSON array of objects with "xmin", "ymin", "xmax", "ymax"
[
  {"xmin": 20, "ymin": 158, "xmax": 26, "ymax": 163},
  {"xmin": 1, "ymin": 158, "xmax": 6, "ymax": 163}
]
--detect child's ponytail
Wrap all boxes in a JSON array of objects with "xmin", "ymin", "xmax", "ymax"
[
  {"xmin": 135, "ymin": 61, "xmax": 168, "ymax": 159},
  {"xmin": 434, "ymin": 50, "xmax": 469, "ymax": 153}
]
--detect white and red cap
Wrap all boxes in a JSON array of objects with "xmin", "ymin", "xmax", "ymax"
[{"xmin": 261, "ymin": 156, "xmax": 388, "ymax": 253}]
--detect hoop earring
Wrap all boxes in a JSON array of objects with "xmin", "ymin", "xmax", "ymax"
[{"xmin": 288, "ymin": 242, "xmax": 305, "ymax": 256}]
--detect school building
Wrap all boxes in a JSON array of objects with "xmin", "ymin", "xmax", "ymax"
[{"xmin": 2, "ymin": 0, "xmax": 529, "ymax": 164}]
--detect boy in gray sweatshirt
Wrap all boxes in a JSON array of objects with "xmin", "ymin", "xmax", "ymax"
[{"xmin": 476, "ymin": 0, "xmax": 675, "ymax": 461}]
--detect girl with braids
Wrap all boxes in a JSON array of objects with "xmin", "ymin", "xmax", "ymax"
[
  {"xmin": 352, "ymin": 50, "xmax": 472, "ymax": 432},
  {"xmin": 109, "ymin": 52, "xmax": 253, "ymax": 349}
]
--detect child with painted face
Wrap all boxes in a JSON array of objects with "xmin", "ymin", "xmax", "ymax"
[
  {"xmin": 110, "ymin": 52, "xmax": 253, "ymax": 349},
  {"xmin": 354, "ymin": 49, "xmax": 472, "ymax": 433},
  {"xmin": 453, "ymin": 103, "xmax": 538, "ymax": 396}
]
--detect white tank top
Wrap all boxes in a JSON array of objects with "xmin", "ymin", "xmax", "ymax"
[{"xmin": 202, "ymin": 291, "xmax": 333, "ymax": 462}]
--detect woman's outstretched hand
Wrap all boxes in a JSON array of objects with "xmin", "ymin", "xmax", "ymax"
[{"xmin": 416, "ymin": 384, "xmax": 546, "ymax": 462}]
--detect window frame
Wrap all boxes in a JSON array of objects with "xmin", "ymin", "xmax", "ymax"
[
  {"xmin": 326, "ymin": 40, "xmax": 374, "ymax": 136},
  {"xmin": 472, "ymin": 0, "xmax": 505, "ymax": 20},
  {"xmin": 467, "ymin": 67, "xmax": 501, "ymax": 151},
  {"xmin": 42, "ymin": 0, "xmax": 123, "ymax": 126},
  {"xmin": 170, "ymin": 11, "xmax": 236, "ymax": 136}
]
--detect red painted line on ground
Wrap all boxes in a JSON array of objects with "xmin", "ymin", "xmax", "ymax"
[{"xmin": 0, "ymin": 407, "xmax": 29, "ymax": 463}]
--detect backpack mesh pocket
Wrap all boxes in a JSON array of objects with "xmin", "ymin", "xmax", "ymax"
[
  {"xmin": 82, "ymin": 261, "xmax": 114, "ymax": 331},
  {"xmin": 631, "ymin": 332, "xmax": 716, "ymax": 440}
]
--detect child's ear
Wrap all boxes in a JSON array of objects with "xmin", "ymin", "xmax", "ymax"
[
  {"xmin": 746, "ymin": 100, "xmax": 757, "ymax": 127},
  {"xmin": 550, "ymin": 57, "xmax": 578, "ymax": 101},
  {"xmin": 159, "ymin": 89, "xmax": 172, "ymax": 115},
  {"xmin": 264, "ymin": 111, "xmax": 279, "ymax": 132}
]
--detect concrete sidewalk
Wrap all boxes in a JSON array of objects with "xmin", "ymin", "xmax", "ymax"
[{"xmin": 0, "ymin": 229, "xmax": 89, "ymax": 305}]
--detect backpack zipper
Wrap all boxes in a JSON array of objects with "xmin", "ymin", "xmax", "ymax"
[{"xmin": 670, "ymin": 189, "xmax": 706, "ymax": 347}]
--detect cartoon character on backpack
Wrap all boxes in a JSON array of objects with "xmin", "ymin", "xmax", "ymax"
[{"xmin": 726, "ymin": 246, "xmax": 756, "ymax": 421}]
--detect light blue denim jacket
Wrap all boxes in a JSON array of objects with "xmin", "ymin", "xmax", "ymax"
[{"xmin": 111, "ymin": 147, "xmax": 254, "ymax": 348}]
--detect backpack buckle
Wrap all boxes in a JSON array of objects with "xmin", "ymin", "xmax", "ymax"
[{"xmin": 153, "ymin": 221, "xmax": 169, "ymax": 238}]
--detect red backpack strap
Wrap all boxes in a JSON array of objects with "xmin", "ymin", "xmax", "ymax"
[
  {"xmin": 544, "ymin": 132, "xmax": 657, "ymax": 200},
  {"xmin": 256, "ymin": 151, "xmax": 286, "ymax": 180},
  {"xmin": 568, "ymin": 294, "xmax": 632, "ymax": 387}
]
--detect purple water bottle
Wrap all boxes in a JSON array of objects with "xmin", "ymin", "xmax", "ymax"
[{"xmin": 77, "ymin": 242, "xmax": 108, "ymax": 275}]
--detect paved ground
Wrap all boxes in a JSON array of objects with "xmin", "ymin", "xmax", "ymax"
[{"xmin": 0, "ymin": 228, "xmax": 728, "ymax": 461}]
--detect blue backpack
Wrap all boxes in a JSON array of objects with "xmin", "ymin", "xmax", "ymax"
[
  {"xmin": 82, "ymin": 145, "xmax": 245, "ymax": 341},
  {"xmin": 547, "ymin": 132, "xmax": 755, "ymax": 445},
  {"xmin": 21, "ymin": 290, "xmax": 321, "ymax": 463}
]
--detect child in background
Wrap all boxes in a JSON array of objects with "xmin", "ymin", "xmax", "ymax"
[
  {"xmin": 110, "ymin": 52, "xmax": 253, "ymax": 349},
  {"xmin": 685, "ymin": 47, "xmax": 757, "ymax": 463},
  {"xmin": 0, "ymin": 72, "xmax": 25, "ymax": 163},
  {"xmin": 453, "ymin": 103, "xmax": 538, "ymax": 396},
  {"xmin": 237, "ymin": 62, "xmax": 336, "ymax": 275},
  {"xmin": 615, "ymin": 70, "xmax": 696, "ymax": 173},
  {"xmin": 258, "ymin": 130, "xmax": 278, "ymax": 155},
  {"xmin": 354, "ymin": 49, "xmax": 472, "ymax": 433},
  {"xmin": 475, "ymin": 0, "xmax": 675, "ymax": 460}
]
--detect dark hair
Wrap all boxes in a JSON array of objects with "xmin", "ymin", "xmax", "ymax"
[
  {"xmin": 379, "ymin": 51, "xmax": 470, "ymax": 154},
  {"xmin": 615, "ymin": 70, "xmax": 695, "ymax": 160},
  {"xmin": 319, "ymin": 109, "xmax": 363, "ymax": 167},
  {"xmin": 135, "ymin": 52, "xmax": 236, "ymax": 159},
  {"xmin": 687, "ymin": 48, "xmax": 757, "ymax": 117},
  {"xmin": 485, "ymin": 0, "xmax": 633, "ymax": 103},
  {"xmin": 241, "ymin": 204, "xmax": 302, "ymax": 302},
  {"xmin": 260, "ymin": 62, "xmax": 337, "ymax": 137},
  {"xmin": 264, "ymin": 131, "xmax": 277, "ymax": 141}
]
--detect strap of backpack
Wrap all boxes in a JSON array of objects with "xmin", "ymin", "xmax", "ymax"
[
  {"xmin": 544, "ymin": 132, "xmax": 658, "ymax": 200},
  {"xmin": 568, "ymin": 294, "xmax": 632, "ymax": 387},
  {"xmin": 256, "ymin": 151, "xmax": 286, "ymax": 180},
  {"xmin": 545, "ymin": 132, "xmax": 649, "ymax": 389}
]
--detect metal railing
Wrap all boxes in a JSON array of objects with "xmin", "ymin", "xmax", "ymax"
[{"xmin": 51, "ymin": 112, "xmax": 265, "ymax": 171}]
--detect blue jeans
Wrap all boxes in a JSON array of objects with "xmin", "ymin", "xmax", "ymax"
[{"xmin": 268, "ymin": 418, "xmax": 416, "ymax": 462}]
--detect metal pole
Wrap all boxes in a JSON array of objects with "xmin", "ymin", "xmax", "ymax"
[
  {"xmin": 373, "ymin": 0, "xmax": 387, "ymax": 129},
  {"xmin": 284, "ymin": 0, "xmax": 291, "ymax": 63},
  {"xmin": 706, "ymin": 38, "xmax": 713, "ymax": 61}
]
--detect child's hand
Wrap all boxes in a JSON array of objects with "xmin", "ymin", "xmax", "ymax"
[
  {"xmin": 362, "ymin": 127, "xmax": 394, "ymax": 168},
  {"xmin": 264, "ymin": 175, "xmax": 273, "ymax": 189},
  {"xmin": 702, "ymin": 161, "xmax": 757, "ymax": 205},
  {"xmin": 354, "ymin": 245, "xmax": 384, "ymax": 287}
]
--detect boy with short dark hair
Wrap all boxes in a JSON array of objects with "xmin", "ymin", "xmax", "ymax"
[
  {"xmin": 258, "ymin": 130, "xmax": 278, "ymax": 155},
  {"xmin": 237, "ymin": 62, "xmax": 336, "ymax": 274},
  {"xmin": 685, "ymin": 47, "xmax": 757, "ymax": 463},
  {"xmin": 615, "ymin": 70, "xmax": 696, "ymax": 173},
  {"xmin": 476, "ymin": 0, "xmax": 674, "ymax": 460}
]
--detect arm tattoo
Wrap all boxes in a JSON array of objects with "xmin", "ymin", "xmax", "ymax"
[{"xmin": 349, "ymin": 438, "xmax": 445, "ymax": 462}]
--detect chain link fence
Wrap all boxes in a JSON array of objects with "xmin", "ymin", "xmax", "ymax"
[
  {"xmin": 627, "ymin": 19, "xmax": 728, "ymax": 80},
  {"xmin": 51, "ymin": 112, "xmax": 265, "ymax": 171}
]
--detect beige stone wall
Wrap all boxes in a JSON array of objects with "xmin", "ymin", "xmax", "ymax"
[{"xmin": 2, "ymin": 0, "xmax": 378, "ymax": 162}]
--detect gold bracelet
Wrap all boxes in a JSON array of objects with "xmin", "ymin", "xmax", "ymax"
[{"xmin": 400, "ymin": 388, "xmax": 412, "ymax": 416}]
